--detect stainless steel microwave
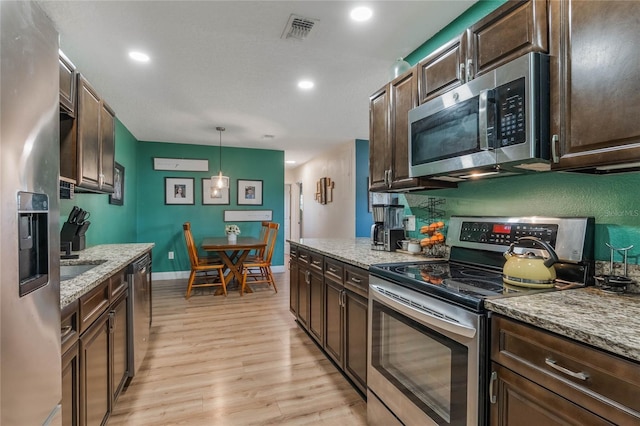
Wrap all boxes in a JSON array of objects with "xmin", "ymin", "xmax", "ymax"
[{"xmin": 409, "ymin": 52, "xmax": 550, "ymax": 180}]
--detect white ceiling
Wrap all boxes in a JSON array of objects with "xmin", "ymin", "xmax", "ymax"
[{"xmin": 38, "ymin": 0, "xmax": 475, "ymax": 168}]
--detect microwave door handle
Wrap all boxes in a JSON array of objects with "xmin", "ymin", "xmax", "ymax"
[{"xmin": 478, "ymin": 89, "xmax": 495, "ymax": 151}]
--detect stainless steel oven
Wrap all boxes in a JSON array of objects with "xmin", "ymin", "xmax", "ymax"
[
  {"xmin": 368, "ymin": 277, "xmax": 485, "ymax": 426},
  {"xmin": 367, "ymin": 216, "xmax": 594, "ymax": 426}
]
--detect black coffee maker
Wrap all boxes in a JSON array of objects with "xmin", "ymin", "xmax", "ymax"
[
  {"xmin": 371, "ymin": 204, "xmax": 405, "ymax": 251},
  {"xmin": 60, "ymin": 206, "xmax": 91, "ymax": 254}
]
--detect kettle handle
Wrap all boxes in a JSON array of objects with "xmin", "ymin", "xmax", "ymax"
[{"xmin": 517, "ymin": 236, "xmax": 559, "ymax": 268}]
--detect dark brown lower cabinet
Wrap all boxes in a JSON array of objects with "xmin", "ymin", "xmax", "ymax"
[
  {"xmin": 308, "ymin": 269, "xmax": 324, "ymax": 345},
  {"xmin": 62, "ymin": 342, "xmax": 80, "ymax": 426},
  {"xmin": 111, "ymin": 291, "xmax": 129, "ymax": 402},
  {"xmin": 80, "ymin": 310, "xmax": 110, "ymax": 426},
  {"xmin": 324, "ymin": 278, "xmax": 344, "ymax": 365},
  {"xmin": 297, "ymin": 266, "xmax": 309, "ymax": 329},
  {"xmin": 490, "ymin": 314, "xmax": 640, "ymax": 425},
  {"xmin": 289, "ymin": 254, "xmax": 299, "ymax": 316},
  {"xmin": 343, "ymin": 289, "xmax": 368, "ymax": 394},
  {"xmin": 490, "ymin": 363, "xmax": 612, "ymax": 425},
  {"xmin": 289, "ymin": 245, "xmax": 369, "ymax": 396}
]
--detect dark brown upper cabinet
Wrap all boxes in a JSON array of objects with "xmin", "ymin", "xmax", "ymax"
[
  {"xmin": 549, "ymin": 0, "xmax": 640, "ymax": 172},
  {"xmin": 418, "ymin": 0, "xmax": 548, "ymax": 104},
  {"xmin": 369, "ymin": 67, "xmax": 456, "ymax": 192},
  {"xmin": 61, "ymin": 73, "xmax": 115, "ymax": 193},
  {"xmin": 59, "ymin": 51, "xmax": 76, "ymax": 117}
]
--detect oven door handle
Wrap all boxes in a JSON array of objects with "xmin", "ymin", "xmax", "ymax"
[{"xmin": 371, "ymin": 285, "xmax": 477, "ymax": 339}]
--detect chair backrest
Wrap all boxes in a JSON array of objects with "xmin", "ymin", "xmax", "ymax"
[
  {"xmin": 183, "ymin": 222, "xmax": 199, "ymax": 268},
  {"xmin": 262, "ymin": 222, "xmax": 280, "ymax": 263},
  {"xmin": 255, "ymin": 221, "xmax": 270, "ymax": 256}
]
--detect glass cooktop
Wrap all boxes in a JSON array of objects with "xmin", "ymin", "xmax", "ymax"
[{"xmin": 370, "ymin": 260, "xmax": 548, "ymax": 311}]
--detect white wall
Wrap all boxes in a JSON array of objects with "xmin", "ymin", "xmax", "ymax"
[{"xmin": 286, "ymin": 141, "xmax": 356, "ymax": 238}]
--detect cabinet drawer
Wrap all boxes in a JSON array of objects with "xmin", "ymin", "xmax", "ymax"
[
  {"xmin": 492, "ymin": 315, "xmax": 640, "ymax": 424},
  {"xmin": 297, "ymin": 247, "xmax": 310, "ymax": 264},
  {"xmin": 78, "ymin": 279, "xmax": 110, "ymax": 334},
  {"xmin": 344, "ymin": 266, "xmax": 369, "ymax": 298},
  {"xmin": 324, "ymin": 258, "xmax": 344, "ymax": 284},
  {"xmin": 308, "ymin": 251, "xmax": 324, "ymax": 273},
  {"xmin": 110, "ymin": 267, "xmax": 127, "ymax": 300},
  {"xmin": 290, "ymin": 245, "xmax": 299, "ymax": 259},
  {"xmin": 61, "ymin": 299, "xmax": 79, "ymax": 355}
]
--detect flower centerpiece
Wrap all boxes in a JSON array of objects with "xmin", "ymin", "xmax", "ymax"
[{"xmin": 225, "ymin": 224, "xmax": 240, "ymax": 242}]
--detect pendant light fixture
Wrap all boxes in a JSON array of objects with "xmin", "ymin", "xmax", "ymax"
[{"xmin": 211, "ymin": 126, "xmax": 229, "ymax": 196}]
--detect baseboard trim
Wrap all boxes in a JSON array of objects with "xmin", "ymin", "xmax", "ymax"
[{"xmin": 152, "ymin": 265, "xmax": 286, "ymax": 281}]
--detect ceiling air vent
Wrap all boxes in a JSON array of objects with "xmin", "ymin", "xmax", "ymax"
[{"xmin": 281, "ymin": 14, "xmax": 318, "ymax": 40}]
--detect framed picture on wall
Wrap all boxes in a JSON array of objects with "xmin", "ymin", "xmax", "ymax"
[
  {"xmin": 165, "ymin": 177, "xmax": 194, "ymax": 205},
  {"xmin": 237, "ymin": 179, "xmax": 263, "ymax": 205},
  {"xmin": 109, "ymin": 162, "xmax": 124, "ymax": 206},
  {"xmin": 202, "ymin": 177, "xmax": 230, "ymax": 205}
]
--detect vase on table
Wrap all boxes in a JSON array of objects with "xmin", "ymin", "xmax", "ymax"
[{"xmin": 227, "ymin": 233, "xmax": 237, "ymax": 243}]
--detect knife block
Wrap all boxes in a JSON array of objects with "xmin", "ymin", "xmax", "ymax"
[{"xmin": 72, "ymin": 235, "xmax": 85, "ymax": 251}]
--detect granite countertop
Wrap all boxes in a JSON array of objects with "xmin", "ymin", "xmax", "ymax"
[
  {"xmin": 60, "ymin": 243, "xmax": 154, "ymax": 308},
  {"xmin": 485, "ymin": 287, "xmax": 640, "ymax": 363},
  {"xmin": 288, "ymin": 237, "xmax": 441, "ymax": 269}
]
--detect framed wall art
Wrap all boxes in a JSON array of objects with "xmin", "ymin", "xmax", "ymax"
[
  {"xmin": 202, "ymin": 177, "xmax": 230, "ymax": 205},
  {"xmin": 165, "ymin": 177, "xmax": 194, "ymax": 205},
  {"xmin": 109, "ymin": 162, "xmax": 124, "ymax": 206},
  {"xmin": 237, "ymin": 179, "xmax": 263, "ymax": 205}
]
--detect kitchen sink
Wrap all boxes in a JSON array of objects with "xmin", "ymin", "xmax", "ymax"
[{"xmin": 60, "ymin": 262, "xmax": 105, "ymax": 281}]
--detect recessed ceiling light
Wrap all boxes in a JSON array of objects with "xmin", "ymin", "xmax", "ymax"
[
  {"xmin": 298, "ymin": 80, "xmax": 314, "ymax": 90},
  {"xmin": 128, "ymin": 51, "xmax": 150, "ymax": 63},
  {"xmin": 350, "ymin": 6, "xmax": 372, "ymax": 22},
  {"xmin": 286, "ymin": 160, "xmax": 296, "ymax": 164}
]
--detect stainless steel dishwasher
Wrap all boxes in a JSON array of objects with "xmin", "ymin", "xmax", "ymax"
[{"xmin": 127, "ymin": 253, "xmax": 152, "ymax": 378}]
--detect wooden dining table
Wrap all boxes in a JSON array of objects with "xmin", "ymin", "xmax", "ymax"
[{"xmin": 201, "ymin": 236, "xmax": 266, "ymax": 294}]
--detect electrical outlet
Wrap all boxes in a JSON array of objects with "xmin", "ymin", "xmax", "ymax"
[
  {"xmin": 405, "ymin": 215, "xmax": 416, "ymax": 231},
  {"xmin": 168, "ymin": 251, "xmax": 174, "ymax": 260}
]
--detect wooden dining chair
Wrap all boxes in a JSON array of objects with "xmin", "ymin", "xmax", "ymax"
[
  {"xmin": 183, "ymin": 222, "xmax": 227, "ymax": 298},
  {"xmin": 247, "ymin": 221, "xmax": 271, "ymax": 261},
  {"xmin": 240, "ymin": 222, "xmax": 279, "ymax": 295}
]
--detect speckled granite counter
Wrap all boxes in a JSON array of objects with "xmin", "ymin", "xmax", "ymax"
[
  {"xmin": 485, "ymin": 287, "xmax": 640, "ymax": 363},
  {"xmin": 288, "ymin": 237, "xmax": 440, "ymax": 269},
  {"xmin": 60, "ymin": 243, "xmax": 154, "ymax": 308}
]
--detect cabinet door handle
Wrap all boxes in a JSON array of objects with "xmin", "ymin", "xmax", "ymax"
[
  {"xmin": 489, "ymin": 371, "xmax": 497, "ymax": 404},
  {"xmin": 350, "ymin": 277, "xmax": 362, "ymax": 284},
  {"xmin": 312, "ymin": 260, "xmax": 321, "ymax": 265},
  {"xmin": 328, "ymin": 267, "xmax": 337, "ymax": 273},
  {"xmin": 459, "ymin": 62, "xmax": 466, "ymax": 83},
  {"xmin": 551, "ymin": 134, "xmax": 560, "ymax": 163},
  {"xmin": 466, "ymin": 59, "xmax": 473, "ymax": 81},
  {"xmin": 61, "ymin": 325, "xmax": 73, "ymax": 339},
  {"xmin": 300, "ymin": 254, "xmax": 308, "ymax": 260},
  {"xmin": 545, "ymin": 357, "xmax": 589, "ymax": 381}
]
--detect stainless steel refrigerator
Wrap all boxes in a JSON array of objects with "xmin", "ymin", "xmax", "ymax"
[{"xmin": 1, "ymin": 1, "xmax": 62, "ymax": 424}]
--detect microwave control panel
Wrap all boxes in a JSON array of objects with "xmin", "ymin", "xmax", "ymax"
[
  {"xmin": 458, "ymin": 221, "xmax": 558, "ymax": 247},
  {"xmin": 496, "ymin": 77, "xmax": 526, "ymax": 147}
]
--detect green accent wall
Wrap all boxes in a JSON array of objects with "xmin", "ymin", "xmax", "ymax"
[
  {"xmin": 403, "ymin": 171, "xmax": 640, "ymax": 262},
  {"xmin": 60, "ymin": 119, "xmax": 139, "ymax": 245},
  {"xmin": 135, "ymin": 141, "xmax": 285, "ymax": 273}
]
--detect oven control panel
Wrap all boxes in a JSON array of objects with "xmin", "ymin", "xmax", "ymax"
[{"xmin": 458, "ymin": 221, "xmax": 558, "ymax": 247}]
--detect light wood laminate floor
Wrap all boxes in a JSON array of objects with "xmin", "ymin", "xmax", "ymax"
[{"xmin": 109, "ymin": 270, "xmax": 367, "ymax": 425}]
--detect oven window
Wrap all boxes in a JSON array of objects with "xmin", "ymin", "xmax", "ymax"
[
  {"xmin": 371, "ymin": 300, "xmax": 468, "ymax": 425},
  {"xmin": 411, "ymin": 97, "xmax": 480, "ymax": 166}
]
